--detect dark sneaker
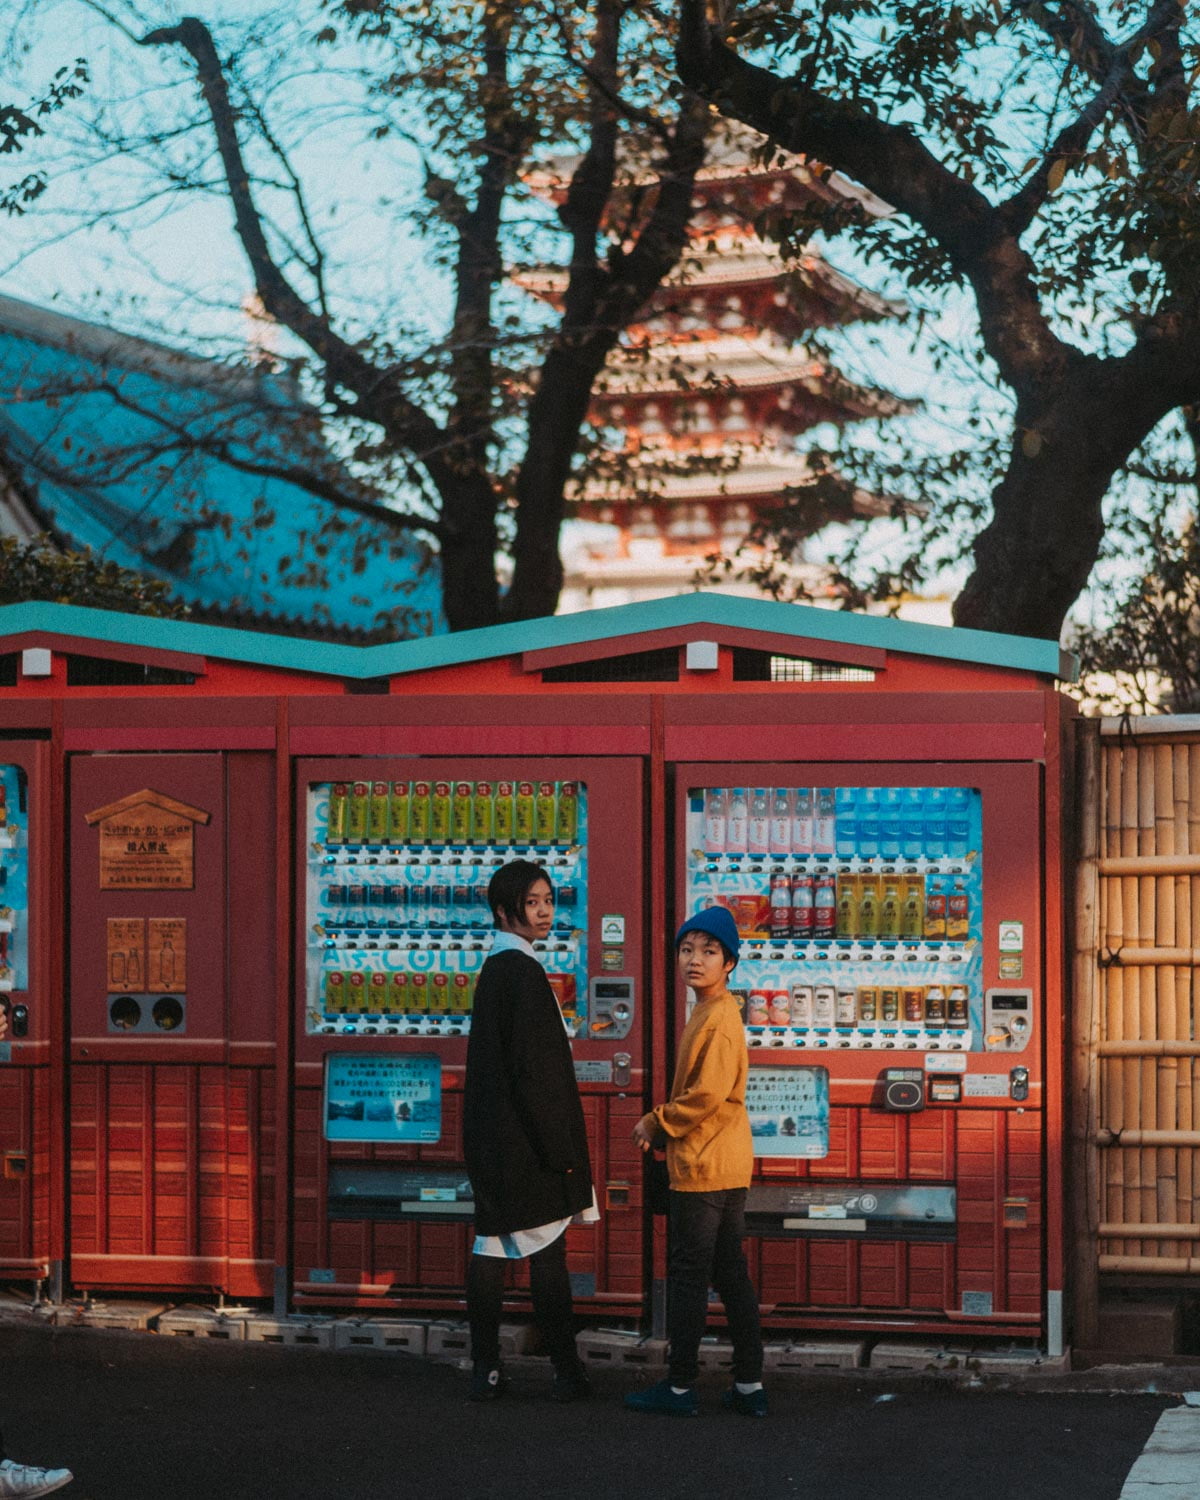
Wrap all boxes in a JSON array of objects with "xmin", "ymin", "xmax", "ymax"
[
  {"xmin": 722, "ymin": 1384, "xmax": 769, "ymax": 1418},
  {"xmin": 623, "ymin": 1378, "xmax": 699, "ymax": 1417},
  {"xmin": 551, "ymin": 1363, "xmax": 593, "ymax": 1403},
  {"xmin": 468, "ymin": 1362, "xmax": 504, "ymax": 1403}
]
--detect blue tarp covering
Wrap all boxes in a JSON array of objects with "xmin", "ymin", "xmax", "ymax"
[{"xmin": 0, "ymin": 296, "xmax": 443, "ymax": 639}]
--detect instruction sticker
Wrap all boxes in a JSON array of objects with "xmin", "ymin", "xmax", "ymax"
[
  {"xmin": 998, "ymin": 920, "xmax": 1024, "ymax": 953},
  {"xmin": 963, "ymin": 1074, "xmax": 1009, "ymax": 1098},
  {"xmin": 601, "ymin": 915, "xmax": 626, "ymax": 944},
  {"xmin": 106, "ymin": 918, "xmax": 146, "ymax": 992}
]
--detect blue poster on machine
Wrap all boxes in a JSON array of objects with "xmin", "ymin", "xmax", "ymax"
[
  {"xmin": 746, "ymin": 1066, "xmax": 829, "ymax": 1158},
  {"xmin": 324, "ymin": 1053, "xmax": 442, "ymax": 1143},
  {"xmin": 0, "ymin": 764, "xmax": 29, "ymax": 993}
]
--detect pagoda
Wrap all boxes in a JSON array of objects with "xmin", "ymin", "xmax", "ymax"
[{"xmin": 515, "ymin": 125, "xmax": 909, "ymax": 607}]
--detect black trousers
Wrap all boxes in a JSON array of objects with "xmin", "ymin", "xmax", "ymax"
[
  {"xmin": 667, "ymin": 1187, "xmax": 764, "ymax": 1387},
  {"xmin": 467, "ymin": 1232, "xmax": 579, "ymax": 1370}
]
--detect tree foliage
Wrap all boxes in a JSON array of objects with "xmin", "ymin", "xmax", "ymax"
[
  {"xmin": 676, "ymin": 0, "xmax": 1200, "ymax": 641},
  {"xmin": 0, "ymin": 534, "xmax": 186, "ymax": 616}
]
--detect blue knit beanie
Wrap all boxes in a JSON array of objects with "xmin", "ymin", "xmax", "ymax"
[{"xmin": 675, "ymin": 906, "xmax": 740, "ymax": 964}]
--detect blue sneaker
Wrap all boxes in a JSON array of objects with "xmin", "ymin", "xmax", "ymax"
[
  {"xmin": 623, "ymin": 1378, "xmax": 699, "ymax": 1417},
  {"xmin": 722, "ymin": 1384, "xmax": 769, "ymax": 1417}
]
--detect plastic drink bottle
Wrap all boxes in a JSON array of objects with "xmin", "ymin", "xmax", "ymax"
[
  {"xmin": 947, "ymin": 787, "xmax": 971, "ymax": 859},
  {"xmin": 726, "ymin": 789, "xmax": 749, "ymax": 854},
  {"xmin": 901, "ymin": 788, "xmax": 924, "ymax": 861},
  {"xmin": 924, "ymin": 789, "xmax": 947, "ymax": 860},
  {"xmin": 814, "ymin": 789, "xmax": 836, "ymax": 855},
  {"xmin": 857, "ymin": 788, "xmax": 880, "ymax": 860},
  {"xmin": 748, "ymin": 789, "xmax": 770, "ymax": 856},
  {"xmin": 769, "ymin": 789, "xmax": 792, "ymax": 857},
  {"xmin": 704, "ymin": 788, "xmax": 727, "ymax": 854},
  {"xmin": 880, "ymin": 788, "xmax": 903, "ymax": 861},
  {"xmin": 834, "ymin": 788, "xmax": 857, "ymax": 860},
  {"xmin": 791, "ymin": 788, "xmax": 814, "ymax": 855}
]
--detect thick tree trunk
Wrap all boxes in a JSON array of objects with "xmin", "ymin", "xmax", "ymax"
[
  {"xmin": 438, "ymin": 481, "xmax": 502, "ymax": 631},
  {"xmin": 954, "ymin": 373, "xmax": 1171, "ymax": 639}
]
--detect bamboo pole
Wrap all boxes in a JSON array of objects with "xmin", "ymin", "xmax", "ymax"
[
  {"xmin": 1100, "ymin": 1223, "xmax": 1200, "ymax": 1238},
  {"xmin": 1154, "ymin": 747, "xmax": 1178, "ymax": 1253},
  {"xmin": 1100, "ymin": 1040, "xmax": 1200, "ymax": 1056},
  {"xmin": 1121, "ymin": 747, "xmax": 1140, "ymax": 1251},
  {"xmin": 1138, "ymin": 747, "xmax": 1157, "ymax": 1246},
  {"xmin": 1097, "ymin": 1129, "xmax": 1200, "ymax": 1147},
  {"xmin": 1189, "ymin": 746, "xmax": 1200, "ymax": 1230},
  {"xmin": 1099, "ymin": 855, "xmax": 1200, "ymax": 875},
  {"xmin": 1070, "ymin": 722, "xmax": 1102, "ymax": 1345},
  {"xmin": 1174, "ymin": 745, "xmax": 1193, "ymax": 1241},
  {"xmin": 1099, "ymin": 1253, "xmax": 1200, "ymax": 1274},
  {"xmin": 1097, "ymin": 947, "xmax": 1200, "ymax": 965},
  {"xmin": 1104, "ymin": 748, "xmax": 1124, "ymax": 1253}
]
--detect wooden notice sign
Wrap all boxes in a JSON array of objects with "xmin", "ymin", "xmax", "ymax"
[
  {"xmin": 84, "ymin": 789, "xmax": 210, "ymax": 891},
  {"xmin": 106, "ymin": 917, "xmax": 146, "ymax": 992},
  {"xmin": 147, "ymin": 917, "xmax": 187, "ymax": 993}
]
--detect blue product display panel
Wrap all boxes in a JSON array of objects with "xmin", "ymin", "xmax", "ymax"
[{"xmin": 0, "ymin": 764, "xmax": 29, "ymax": 993}]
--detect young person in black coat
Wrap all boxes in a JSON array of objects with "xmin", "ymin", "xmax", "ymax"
[{"xmin": 463, "ymin": 860, "xmax": 596, "ymax": 1404}]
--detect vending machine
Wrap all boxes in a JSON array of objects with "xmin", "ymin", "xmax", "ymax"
[
  {"xmin": 676, "ymin": 762, "xmax": 1046, "ymax": 1338},
  {"xmin": 293, "ymin": 757, "xmax": 647, "ymax": 1314}
]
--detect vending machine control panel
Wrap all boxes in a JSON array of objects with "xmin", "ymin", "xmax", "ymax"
[
  {"xmin": 588, "ymin": 977, "xmax": 635, "ymax": 1040},
  {"xmin": 983, "ymin": 989, "xmax": 1033, "ymax": 1052},
  {"xmin": 880, "ymin": 1068, "xmax": 925, "ymax": 1112}
]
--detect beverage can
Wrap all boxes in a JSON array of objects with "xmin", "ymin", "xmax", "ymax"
[
  {"xmin": 789, "ymin": 984, "xmax": 814, "ymax": 1027},
  {"xmin": 791, "ymin": 873, "xmax": 814, "ymax": 939},
  {"xmin": 813, "ymin": 985, "xmax": 836, "ymax": 1026},
  {"xmin": 903, "ymin": 986, "xmax": 926, "ymax": 1024},
  {"xmin": 452, "ymin": 972, "xmax": 474, "ymax": 1014},
  {"xmin": 946, "ymin": 875, "xmax": 970, "ymax": 940},
  {"xmin": 410, "ymin": 781, "xmax": 432, "ymax": 842},
  {"xmin": 368, "ymin": 780, "xmax": 390, "ymax": 844},
  {"xmin": 408, "ymin": 972, "xmax": 428, "ymax": 1012},
  {"xmin": 791, "ymin": 787, "xmax": 814, "ymax": 855},
  {"xmin": 880, "ymin": 986, "xmax": 900, "ymax": 1023},
  {"xmin": 925, "ymin": 985, "xmax": 947, "ymax": 1025},
  {"xmin": 346, "ymin": 970, "xmax": 367, "ymax": 1013},
  {"xmin": 326, "ymin": 883, "xmax": 347, "ymax": 906},
  {"xmin": 768, "ymin": 989, "xmax": 791, "ymax": 1026},
  {"xmin": 326, "ymin": 783, "xmax": 349, "ymax": 844},
  {"xmin": 324, "ymin": 970, "xmax": 346, "ymax": 1013},
  {"xmin": 948, "ymin": 985, "xmax": 969, "ymax": 1028},
  {"xmin": 835, "ymin": 987, "xmax": 857, "ymax": 1026},
  {"xmin": 535, "ymin": 781, "xmax": 557, "ymax": 844},
  {"xmin": 388, "ymin": 972, "xmax": 409, "ymax": 1015},
  {"xmin": 430, "ymin": 781, "xmax": 451, "ymax": 843},
  {"xmin": 836, "ymin": 873, "xmax": 859, "ymax": 938},
  {"xmin": 494, "ymin": 781, "xmax": 515, "ymax": 843},
  {"xmin": 556, "ymin": 782, "xmax": 579, "ymax": 845},
  {"xmin": 430, "ymin": 972, "xmax": 451, "ymax": 1013},
  {"xmin": 924, "ymin": 875, "xmax": 947, "ymax": 939},
  {"xmin": 387, "ymin": 782, "xmax": 411, "ymax": 844},
  {"xmin": 366, "ymin": 971, "xmax": 388, "ymax": 1014},
  {"xmin": 515, "ymin": 781, "xmax": 536, "ymax": 843},
  {"xmin": 747, "ymin": 988, "xmax": 770, "ymax": 1026},
  {"xmin": 858, "ymin": 986, "xmax": 879, "ymax": 1024},
  {"xmin": 451, "ymin": 782, "xmax": 473, "ymax": 843},
  {"xmin": 347, "ymin": 782, "xmax": 370, "ymax": 844},
  {"xmin": 769, "ymin": 870, "xmax": 792, "ymax": 940}
]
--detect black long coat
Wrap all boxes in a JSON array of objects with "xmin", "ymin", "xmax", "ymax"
[{"xmin": 463, "ymin": 949, "xmax": 594, "ymax": 1236}]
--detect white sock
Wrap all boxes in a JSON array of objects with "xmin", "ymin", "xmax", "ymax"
[{"xmin": 735, "ymin": 1381, "xmax": 763, "ymax": 1394}]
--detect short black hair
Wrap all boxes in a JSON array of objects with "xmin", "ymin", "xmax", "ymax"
[{"xmin": 488, "ymin": 859, "xmax": 553, "ymax": 927}]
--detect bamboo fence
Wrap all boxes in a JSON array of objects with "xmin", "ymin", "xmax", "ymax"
[{"xmin": 1073, "ymin": 717, "xmax": 1200, "ymax": 1342}]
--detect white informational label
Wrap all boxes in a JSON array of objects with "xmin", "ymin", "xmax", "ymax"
[
  {"xmin": 601, "ymin": 914, "xmax": 625, "ymax": 944},
  {"xmin": 926, "ymin": 1052, "xmax": 967, "ymax": 1073},
  {"xmin": 963, "ymin": 1073, "xmax": 1009, "ymax": 1097},
  {"xmin": 998, "ymin": 919, "xmax": 1024, "ymax": 953},
  {"xmin": 573, "ymin": 1059, "xmax": 614, "ymax": 1084}
]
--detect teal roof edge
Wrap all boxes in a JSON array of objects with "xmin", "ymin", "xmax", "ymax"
[{"xmin": 0, "ymin": 594, "xmax": 1072, "ymax": 681}]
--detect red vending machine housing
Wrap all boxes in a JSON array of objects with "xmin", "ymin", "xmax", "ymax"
[{"xmin": 291, "ymin": 755, "xmax": 647, "ymax": 1316}]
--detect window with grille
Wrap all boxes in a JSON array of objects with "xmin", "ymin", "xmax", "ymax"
[
  {"xmin": 66, "ymin": 655, "xmax": 196, "ymax": 686},
  {"xmin": 731, "ymin": 649, "xmax": 876, "ymax": 684}
]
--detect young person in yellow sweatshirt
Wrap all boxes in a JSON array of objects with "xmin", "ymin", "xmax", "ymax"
[{"xmin": 624, "ymin": 906, "xmax": 766, "ymax": 1418}]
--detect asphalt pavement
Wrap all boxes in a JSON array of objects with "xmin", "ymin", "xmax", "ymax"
[{"xmin": 0, "ymin": 1321, "xmax": 1178, "ymax": 1499}]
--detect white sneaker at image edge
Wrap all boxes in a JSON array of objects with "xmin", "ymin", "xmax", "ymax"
[{"xmin": 0, "ymin": 1459, "xmax": 73, "ymax": 1497}]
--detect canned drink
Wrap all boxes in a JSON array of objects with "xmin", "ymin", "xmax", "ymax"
[
  {"xmin": 789, "ymin": 984, "xmax": 814, "ymax": 1027},
  {"xmin": 452, "ymin": 973, "xmax": 474, "ymax": 1014},
  {"xmin": 948, "ymin": 985, "xmax": 969, "ymax": 1028},
  {"xmin": 326, "ymin": 783, "xmax": 349, "ymax": 844},
  {"xmin": 326, "ymin": 884, "xmax": 347, "ymax": 906},
  {"xmin": 835, "ymin": 987, "xmax": 857, "ymax": 1026},
  {"xmin": 324, "ymin": 970, "xmax": 346, "ymax": 1013},
  {"xmin": 347, "ymin": 782, "xmax": 370, "ymax": 844},
  {"xmin": 903, "ymin": 986, "xmax": 926, "ymax": 1024},
  {"xmin": 494, "ymin": 781, "xmax": 516, "ymax": 843},
  {"xmin": 366, "ymin": 971, "xmax": 389, "ymax": 1014},
  {"xmin": 535, "ymin": 781, "xmax": 557, "ymax": 844},
  {"xmin": 556, "ymin": 782, "xmax": 579, "ymax": 845},
  {"xmin": 768, "ymin": 989, "xmax": 791, "ymax": 1026},
  {"xmin": 791, "ymin": 873, "xmax": 814, "ymax": 939},
  {"xmin": 347, "ymin": 882, "xmax": 367, "ymax": 905},
  {"xmin": 409, "ymin": 781, "xmax": 432, "ymax": 842},
  {"xmin": 430, "ymin": 781, "xmax": 452, "ymax": 843},
  {"xmin": 515, "ymin": 782, "xmax": 536, "ymax": 842},
  {"xmin": 368, "ymin": 781, "xmax": 390, "ymax": 844},
  {"xmin": 857, "ymin": 986, "xmax": 879, "ymax": 1025},
  {"xmin": 408, "ymin": 882, "xmax": 429, "ymax": 926},
  {"xmin": 471, "ymin": 782, "xmax": 494, "ymax": 844},
  {"xmin": 451, "ymin": 782, "xmax": 473, "ymax": 843},
  {"xmin": 388, "ymin": 782, "xmax": 411, "ymax": 844},
  {"xmin": 747, "ymin": 989, "xmax": 770, "ymax": 1025},
  {"xmin": 408, "ymin": 972, "xmax": 428, "ymax": 1013},
  {"xmin": 924, "ymin": 985, "xmax": 947, "ymax": 1025},
  {"xmin": 430, "ymin": 880, "xmax": 451, "ymax": 925},
  {"xmin": 813, "ymin": 985, "xmax": 836, "ymax": 1027},
  {"xmin": 346, "ymin": 971, "xmax": 367, "ymax": 1013},
  {"xmin": 430, "ymin": 972, "xmax": 451, "ymax": 1013},
  {"xmin": 880, "ymin": 986, "xmax": 900, "ymax": 1023},
  {"xmin": 387, "ymin": 972, "xmax": 409, "ymax": 1015},
  {"xmin": 836, "ymin": 874, "xmax": 859, "ymax": 938}
]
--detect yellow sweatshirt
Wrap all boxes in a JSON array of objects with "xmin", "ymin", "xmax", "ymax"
[{"xmin": 641, "ymin": 990, "xmax": 753, "ymax": 1192}]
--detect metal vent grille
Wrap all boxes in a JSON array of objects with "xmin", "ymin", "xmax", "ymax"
[
  {"xmin": 66, "ymin": 655, "xmax": 196, "ymax": 686},
  {"xmin": 731, "ymin": 649, "xmax": 876, "ymax": 684},
  {"xmin": 542, "ymin": 646, "xmax": 680, "ymax": 683}
]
